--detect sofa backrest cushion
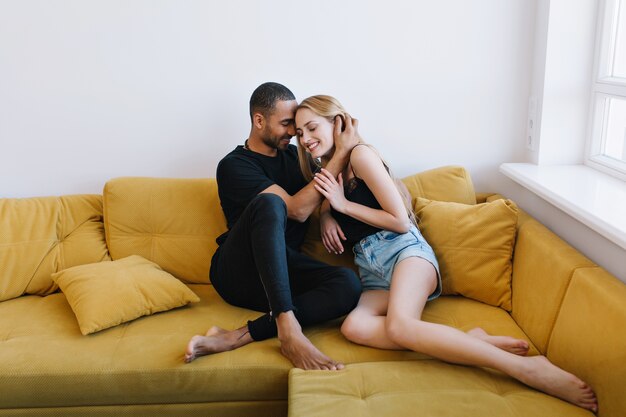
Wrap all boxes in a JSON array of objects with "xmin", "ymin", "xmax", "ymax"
[
  {"xmin": 547, "ymin": 267, "xmax": 626, "ymax": 417},
  {"xmin": 103, "ymin": 177, "xmax": 226, "ymax": 284},
  {"xmin": 0, "ymin": 195, "xmax": 110, "ymax": 302},
  {"xmin": 401, "ymin": 165, "xmax": 477, "ymax": 205},
  {"xmin": 511, "ymin": 219, "xmax": 596, "ymax": 354}
]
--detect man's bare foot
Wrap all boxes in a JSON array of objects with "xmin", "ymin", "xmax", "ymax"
[
  {"xmin": 516, "ymin": 356, "xmax": 597, "ymax": 412},
  {"xmin": 184, "ymin": 326, "xmax": 251, "ymax": 363},
  {"xmin": 468, "ymin": 327, "xmax": 529, "ymax": 356},
  {"xmin": 280, "ymin": 331, "xmax": 344, "ymax": 370},
  {"xmin": 276, "ymin": 311, "xmax": 343, "ymax": 370}
]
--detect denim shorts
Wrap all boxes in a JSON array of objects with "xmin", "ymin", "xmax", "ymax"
[{"xmin": 352, "ymin": 224, "xmax": 442, "ymax": 300}]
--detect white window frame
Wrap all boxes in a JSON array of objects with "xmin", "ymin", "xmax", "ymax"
[{"xmin": 586, "ymin": 0, "xmax": 626, "ymax": 181}]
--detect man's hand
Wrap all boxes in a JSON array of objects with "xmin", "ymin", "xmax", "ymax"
[{"xmin": 333, "ymin": 114, "xmax": 360, "ymax": 158}]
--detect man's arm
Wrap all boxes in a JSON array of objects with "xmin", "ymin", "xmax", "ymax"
[{"xmin": 261, "ymin": 114, "xmax": 360, "ymax": 222}]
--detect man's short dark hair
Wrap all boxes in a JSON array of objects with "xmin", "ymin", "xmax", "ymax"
[{"xmin": 249, "ymin": 82, "xmax": 296, "ymax": 120}]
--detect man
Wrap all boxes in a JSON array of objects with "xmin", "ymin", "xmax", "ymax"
[{"xmin": 185, "ymin": 82, "xmax": 361, "ymax": 370}]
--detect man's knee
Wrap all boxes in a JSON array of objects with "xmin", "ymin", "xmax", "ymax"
[
  {"xmin": 336, "ymin": 267, "xmax": 362, "ymax": 307},
  {"xmin": 249, "ymin": 193, "xmax": 287, "ymax": 220}
]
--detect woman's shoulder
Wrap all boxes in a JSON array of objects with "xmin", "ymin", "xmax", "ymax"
[
  {"xmin": 349, "ymin": 144, "xmax": 385, "ymax": 174},
  {"xmin": 349, "ymin": 143, "xmax": 379, "ymax": 162}
]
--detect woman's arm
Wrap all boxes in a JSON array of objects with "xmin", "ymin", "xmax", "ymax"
[
  {"xmin": 319, "ymin": 199, "xmax": 347, "ymax": 254},
  {"xmin": 313, "ymin": 145, "xmax": 410, "ymax": 234}
]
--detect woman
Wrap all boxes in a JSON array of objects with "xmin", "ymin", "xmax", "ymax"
[{"xmin": 295, "ymin": 95, "xmax": 597, "ymax": 412}]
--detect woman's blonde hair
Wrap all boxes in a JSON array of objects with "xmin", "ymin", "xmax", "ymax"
[
  {"xmin": 296, "ymin": 95, "xmax": 354, "ymax": 182},
  {"xmin": 296, "ymin": 95, "xmax": 417, "ymax": 226}
]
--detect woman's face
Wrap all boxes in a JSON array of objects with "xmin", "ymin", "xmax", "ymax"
[{"xmin": 295, "ymin": 107, "xmax": 335, "ymax": 159}]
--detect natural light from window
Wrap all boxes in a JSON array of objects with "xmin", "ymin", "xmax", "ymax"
[
  {"xmin": 589, "ymin": 0, "xmax": 626, "ymax": 176},
  {"xmin": 613, "ymin": 0, "xmax": 626, "ymax": 77},
  {"xmin": 604, "ymin": 98, "xmax": 626, "ymax": 161}
]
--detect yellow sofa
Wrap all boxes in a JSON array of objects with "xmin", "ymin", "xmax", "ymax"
[{"xmin": 0, "ymin": 166, "xmax": 624, "ymax": 417}]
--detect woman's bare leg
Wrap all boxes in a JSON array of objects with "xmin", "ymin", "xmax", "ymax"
[
  {"xmin": 384, "ymin": 257, "xmax": 597, "ymax": 412},
  {"xmin": 341, "ymin": 290, "xmax": 403, "ymax": 350},
  {"xmin": 467, "ymin": 327, "xmax": 529, "ymax": 356},
  {"xmin": 342, "ymin": 290, "xmax": 529, "ymax": 354}
]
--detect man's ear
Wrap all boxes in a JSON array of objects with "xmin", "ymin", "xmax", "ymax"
[{"xmin": 252, "ymin": 112, "xmax": 265, "ymax": 130}]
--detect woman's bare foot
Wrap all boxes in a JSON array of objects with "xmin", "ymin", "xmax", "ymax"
[
  {"xmin": 516, "ymin": 356, "xmax": 597, "ymax": 412},
  {"xmin": 184, "ymin": 326, "xmax": 252, "ymax": 363},
  {"xmin": 467, "ymin": 327, "xmax": 529, "ymax": 356}
]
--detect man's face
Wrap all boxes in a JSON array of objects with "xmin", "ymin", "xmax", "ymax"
[{"xmin": 261, "ymin": 100, "xmax": 298, "ymax": 151}]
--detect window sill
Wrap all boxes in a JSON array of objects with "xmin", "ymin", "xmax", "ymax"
[{"xmin": 499, "ymin": 163, "xmax": 626, "ymax": 250}]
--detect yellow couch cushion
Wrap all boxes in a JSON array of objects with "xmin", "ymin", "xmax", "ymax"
[
  {"xmin": 103, "ymin": 177, "xmax": 227, "ymax": 284},
  {"xmin": 401, "ymin": 165, "xmax": 477, "ymax": 205},
  {"xmin": 0, "ymin": 285, "xmax": 289, "ymax": 410},
  {"xmin": 511, "ymin": 219, "xmax": 596, "ymax": 354},
  {"xmin": 0, "ymin": 285, "xmax": 533, "ymax": 410},
  {"xmin": 413, "ymin": 198, "xmax": 518, "ymax": 311},
  {"xmin": 547, "ymin": 267, "xmax": 626, "ymax": 417},
  {"xmin": 51, "ymin": 255, "xmax": 200, "ymax": 335},
  {"xmin": 0, "ymin": 195, "xmax": 110, "ymax": 302},
  {"xmin": 289, "ymin": 361, "xmax": 592, "ymax": 417}
]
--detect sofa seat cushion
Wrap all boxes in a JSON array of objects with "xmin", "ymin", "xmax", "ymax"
[
  {"xmin": 289, "ymin": 361, "xmax": 594, "ymax": 417},
  {"xmin": 0, "ymin": 285, "xmax": 290, "ymax": 409},
  {"xmin": 0, "ymin": 285, "xmax": 535, "ymax": 410}
]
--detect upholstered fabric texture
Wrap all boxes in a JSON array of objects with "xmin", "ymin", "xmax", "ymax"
[
  {"xmin": 103, "ymin": 177, "xmax": 227, "ymax": 284},
  {"xmin": 413, "ymin": 198, "xmax": 518, "ymax": 311},
  {"xmin": 547, "ymin": 267, "xmax": 626, "ymax": 417},
  {"xmin": 0, "ymin": 195, "xmax": 110, "ymax": 302},
  {"xmin": 0, "ymin": 284, "xmax": 534, "ymax": 411},
  {"xmin": 51, "ymin": 255, "xmax": 200, "ymax": 335},
  {"xmin": 401, "ymin": 165, "xmax": 477, "ymax": 205},
  {"xmin": 510, "ymin": 219, "xmax": 596, "ymax": 354},
  {"xmin": 289, "ymin": 361, "xmax": 592, "ymax": 417}
]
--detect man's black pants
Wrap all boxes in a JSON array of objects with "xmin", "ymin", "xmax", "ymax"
[{"xmin": 210, "ymin": 193, "xmax": 361, "ymax": 341}]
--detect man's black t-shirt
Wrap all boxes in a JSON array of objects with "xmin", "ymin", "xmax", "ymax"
[{"xmin": 215, "ymin": 144, "xmax": 309, "ymax": 249}]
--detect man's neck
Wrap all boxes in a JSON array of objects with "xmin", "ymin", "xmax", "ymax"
[{"xmin": 244, "ymin": 137, "xmax": 277, "ymax": 157}]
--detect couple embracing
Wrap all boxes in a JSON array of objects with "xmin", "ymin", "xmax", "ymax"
[{"xmin": 185, "ymin": 82, "xmax": 596, "ymax": 413}]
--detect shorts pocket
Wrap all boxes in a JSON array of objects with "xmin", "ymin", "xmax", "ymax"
[{"xmin": 379, "ymin": 230, "xmax": 401, "ymax": 241}]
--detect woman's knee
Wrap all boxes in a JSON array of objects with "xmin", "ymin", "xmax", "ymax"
[
  {"xmin": 341, "ymin": 313, "xmax": 369, "ymax": 344},
  {"xmin": 385, "ymin": 315, "xmax": 421, "ymax": 348}
]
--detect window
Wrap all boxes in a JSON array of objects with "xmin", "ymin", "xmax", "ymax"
[{"xmin": 587, "ymin": 0, "xmax": 626, "ymax": 179}]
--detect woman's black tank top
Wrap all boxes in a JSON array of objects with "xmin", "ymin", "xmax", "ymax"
[{"xmin": 331, "ymin": 177, "xmax": 383, "ymax": 246}]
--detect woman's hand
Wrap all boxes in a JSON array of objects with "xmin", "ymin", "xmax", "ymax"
[
  {"xmin": 320, "ymin": 211, "xmax": 346, "ymax": 254},
  {"xmin": 313, "ymin": 169, "xmax": 349, "ymax": 214}
]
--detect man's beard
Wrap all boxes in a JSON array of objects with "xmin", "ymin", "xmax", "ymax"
[{"xmin": 262, "ymin": 133, "xmax": 292, "ymax": 150}]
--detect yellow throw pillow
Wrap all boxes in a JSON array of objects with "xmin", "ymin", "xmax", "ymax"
[
  {"xmin": 51, "ymin": 255, "xmax": 200, "ymax": 335},
  {"xmin": 414, "ymin": 198, "xmax": 518, "ymax": 311},
  {"xmin": 402, "ymin": 166, "xmax": 477, "ymax": 205}
]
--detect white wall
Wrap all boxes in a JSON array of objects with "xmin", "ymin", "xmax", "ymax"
[{"xmin": 0, "ymin": 0, "xmax": 535, "ymax": 198}]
